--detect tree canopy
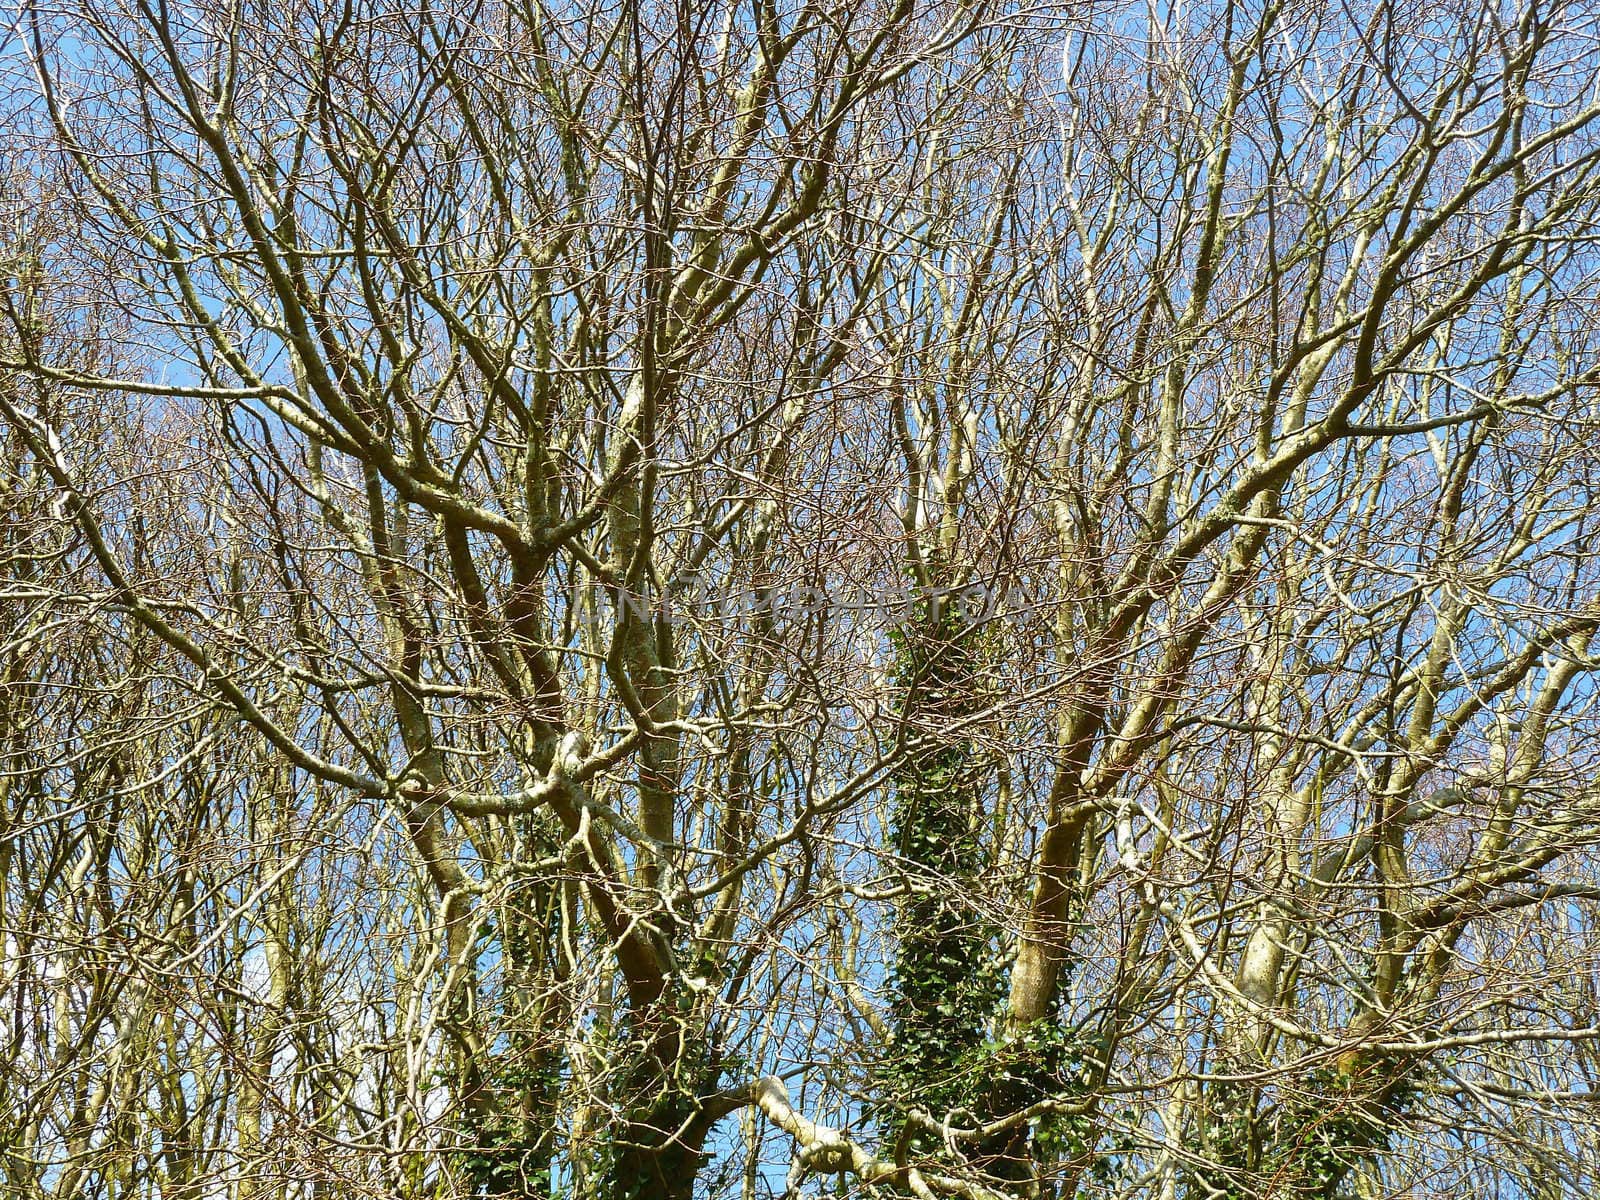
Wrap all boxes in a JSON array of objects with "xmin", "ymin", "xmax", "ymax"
[{"xmin": 5, "ymin": 0, "xmax": 1600, "ymax": 1196}]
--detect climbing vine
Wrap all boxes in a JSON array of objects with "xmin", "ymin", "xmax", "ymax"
[
  {"xmin": 1200, "ymin": 1056, "xmax": 1422, "ymax": 1199},
  {"xmin": 876, "ymin": 590, "xmax": 1005, "ymax": 1146}
]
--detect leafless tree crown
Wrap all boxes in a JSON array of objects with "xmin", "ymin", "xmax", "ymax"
[{"xmin": 5, "ymin": 0, "xmax": 1600, "ymax": 1196}]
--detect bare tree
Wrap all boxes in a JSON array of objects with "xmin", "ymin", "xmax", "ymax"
[{"xmin": 5, "ymin": 0, "xmax": 1600, "ymax": 1197}]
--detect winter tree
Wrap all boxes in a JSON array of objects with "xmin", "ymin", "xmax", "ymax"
[{"xmin": 5, "ymin": 0, "xmax": 1600, "ymax": 1197}]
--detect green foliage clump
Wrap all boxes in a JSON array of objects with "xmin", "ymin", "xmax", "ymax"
[
  {"xmin": 876, "ymin": 593, "xmax": 1119, "ymax": 1189},
  {"xmin": 457, "ymin": 1054, "xmax": 562, "ymax": 1197},
  {"xmin": 1201, "ymin": 1059, "xmax": 1421, "ymax": 1200},
  {"xmin": 877, "ymin": 593, "xmax": 1005, "ymax": 1140},
  {"xmin": 452, "ymin": 837, "xmax": 569, "ymax": 1197}
]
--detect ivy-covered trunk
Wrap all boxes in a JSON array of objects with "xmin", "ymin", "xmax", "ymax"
[
  {"xmin": 456, "ymin": 823, "xmax": 568, "ymax": 1197},
  {"xmin": 878, "ymin": 591, "xmax": 1109, "ymax": 1192},
  {"xmin": 879, "ymin": 592, "xmax": 1008, "ymax": 1158},
  {"xmin": 608, "ymin": 1123, "xmax": 705, "ymax": 1200},
  {"xmin": 1195, "ymin": 1053, "xmax": 1421, "ymax": 1200},
  {"xmin": 458, "ymin": 1058, "xmax": 562, "ymax": 1198},
  {"xmin": 600, "ymin": 989, "xmax": 726, "ymax": 1200}
]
